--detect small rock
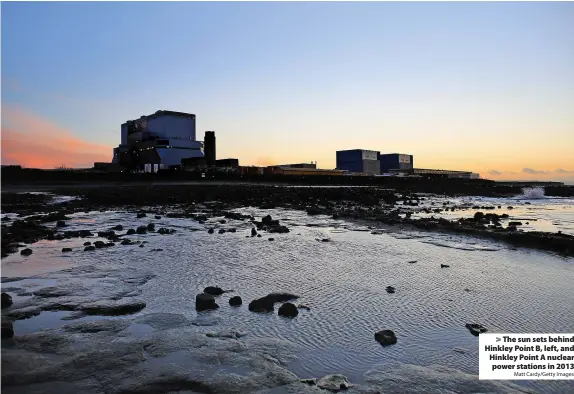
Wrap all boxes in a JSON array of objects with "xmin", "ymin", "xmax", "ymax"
[
  {"xmin": 219, "ymin": 219, "xmax": 226, "ymax": 224},
  {"xmin": 84, "ymin": 245, "xmax": 96, "ymax": 252},
  {"xmin": 2, "ymin": 293, "xmax": 13, "ymax": 309},
  {"xmin": 196, "ymin": 293, "xmax": 219, "ymax": 312},
  {"xmin": 218, "ymin": 229, "xmax": 226, "ymax": 234},
  {"xmin": 147, "ymin": 223, "xmax": 155, "ymax": 231},
  {"xmin": 61, "ymin": 247, "xmax": 72, "ymax": 253},
  {"xmin": 121, "ymin": 239, "xmax": 133, "ymax": 245},
  {"xmin": 278, "ymin": 302, "xmax": 298, "ymax": 318},
  {"xmin": 155, "ymin": 215, "xmax": 161, "ymax": 219},
  {"xmin": 441, "ymin": 264, "xmax": 450, "ymax": 268},
  {"xmin": 20, "ymin": 248, "xmax": 33, "ymax": 256},
  {"xmin": 268, "ymin": 238, "xmax": 275, "ymax": 241},
  {"xmin": 126, "ymin": 229, "xmax": 136, "ymax": 235},
  {"xmin": 466, "ymin": 323, "xmax": 488, "ymax": 336},
  {"xmin": 56, "ymin": 220, "xmax": 66, "ymax": 227},
  {"xmin": 139, "ymin": 244, "xmax": 145, "ymax": 248},
  {"xmin": 112, "ymin": 225, "xmax": 123, "ymax": 231},
  {"xmin": 251, "ymin": 228, "xmax": 257, "ymax": 237},
  {"xmin": 229, "ymin": 296, "xmax": 242, "ymax": 306},
  {"xmin": 228, "ymin": 228, "xmax": 236, "ymax": 233},
  {"xmin": 375, "ymin": 329, "xmax": 397, "ymax": 346},
  {"xmin": 257, "ymin": 234, "xmax": 262, "ymax": 238},
  {"xmin": 297, "ymin": 304, "xmax": 311, "ymax": 311},
  {"xmin": 208, "ymin": 228, "xmax": 214, "ymax": 234},
  {"xmin": 407, "ymin": 260, "xmax": 417, "ymax": 264},
  {"xmin": 317, "ymin": 374, "xmax": 354, "ymax": 392},
  {"xmin": 137, "ymin": 212, "xmax": 147, "ymax": 218},
  {"xmin": 301, "ymin": 378, "xmax": 317, "ymax": 386},
  {"xmin": 136, "ymin": 225, "xmax": 148, "ymax": 234},
  {"xmin": 386, "ymin": 286, "xmax": 395, "ymax": 294},
  {"xmin": 94, "ymin": 241, "xmax": 106, "ymax": 249},
  {"xmin": 83, "ymin": 241, "xmax": 92, "ymax": 246}
]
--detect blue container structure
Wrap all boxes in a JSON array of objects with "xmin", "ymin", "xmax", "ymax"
[
  {"xmin": 336, "ymin": 149, "xmax": 380, "ymax": 174},
  {"xmin": 378, "ymin": 153, "xmax": 414, "ymax": 174}
]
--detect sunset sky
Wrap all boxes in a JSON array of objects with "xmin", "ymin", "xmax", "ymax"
[{"xmin": 2, "ymin": 2, "xmax": 573, "ymax": 183}]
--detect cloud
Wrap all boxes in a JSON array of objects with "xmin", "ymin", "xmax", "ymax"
[
  {"xmin": 488, "ymin": 170, "xmax": 502, "ymax": 175},
  {"xmin": 522, "ymin": 168, "xmax": 549, "ymax": 175},
  {"xmin": 1, "ymin": 105, "xmax": 112, "ymax": 168},
  {"xmin": 555, "ymin": 168, "xmax": 574, "ymax": 174}
]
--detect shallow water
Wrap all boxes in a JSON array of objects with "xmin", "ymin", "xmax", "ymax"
[{"xmin": 2, "ymin": 204, "xmax": 574, "ymax": 393}]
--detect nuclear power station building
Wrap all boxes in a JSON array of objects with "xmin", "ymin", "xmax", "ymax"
[{"xmin": 111, "ymin": 110, "xmax": 215, "ymax": 171}]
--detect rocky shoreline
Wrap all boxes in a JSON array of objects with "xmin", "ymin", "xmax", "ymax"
[
  {"xmin": 1, "ymin": 184, "xmax": 565, "ymax": 393},
  {"xmin": 2, "ymin": 184, "xmax": 573, "ymax": 259}
]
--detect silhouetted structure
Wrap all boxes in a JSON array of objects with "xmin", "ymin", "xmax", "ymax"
[
  {"xmin": 216, "ymin": 158, "xmax": 239, "ymax": 167},
  {"xmin": 378, "ymin": 153, "xmax": 414, "ymax": 173},
  {"xmin": 204, "ymin": 131, "xmax": 216, "ymax": 166},
  {"xmin": 336, "ymin": 149, "xmax": 380, "ymax": 175},
  {"xmin": 272, "ymin": 162, "xmax": 317, "ymax": 169},
  {"xmin": 111, "ymin": 110, "xmax": 203, "ymax": 171}
]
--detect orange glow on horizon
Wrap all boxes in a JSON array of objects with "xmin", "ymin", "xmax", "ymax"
[{"xmin": 1, "ymin": 105, "xmax": 112, "ymax": 169}]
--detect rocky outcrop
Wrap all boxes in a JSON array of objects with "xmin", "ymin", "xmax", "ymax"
[
  {"xmin": 1, "ymin": 317, "xmax": 14, "ymax": 338},
  {"xmin": 2, "ymin": 292, "xmax": 13, "ymax": 308},
  {"xmin": 196, "ymin": 293, "xmax": 219, "ymax": 312},
  {"xmin": 375, "ymin": 329, "xmax": 397, "ymax": 346},
  {"xmin": 249, "ymin": 293, "xmax": 299, "ymax": 313},
  {"xmin": 466, "ymin": 323, "xmax": 488, "ymax": 336},
  {"xmin": 316, "ymin": 374, "xmax": 354, "ymax": 392},
  {"xmin": 229, "ymin": 296, "xmax": 242, "ymax": 306},
  {"xmin": 278, "ymin": 302, "xmax": 298, "ymax": 318},
  {"xmin": 20, "ymin": 248, "xmax": 33, "ymax": 256}
]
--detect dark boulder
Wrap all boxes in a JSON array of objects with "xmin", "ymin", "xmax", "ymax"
[
  {"xmin": 56, "ymin": 220, "xmax": 66, "ymax": 227},
  {"xmin": 155, "ymin": 215, "xmax": 161, "ymax": 219},
  {"xmin": 84, "ymin": 246, "xmax": 96, "ymax": 252},
  {"xmin": 62, "ymin": 247, "xmax": 72, "ymax": 253},
  {"xmin": 20, "ymin": 248, "xmax": 33, "ymax": 256},
  {"xmin": 228, "ymin": 228, "xmax": 237, "ymax": 233},
  {"xmin": 278, "ymin": 302, "xmax": 298, "ymax": 318},
  {"xmin": 79, "ymin": 230, "xmax": 93, "ymax": 237},
  {"xmin": 257, "ymin": 234, "xmax": 262, "ymax": 238},
  {"xmin": 208, "ymin": 228, "xmax": 214, "ymax": 234},
  {"xmin": 262, "ymin": 215, "xmax": 279, "ymax": 226},
  {"xmin": 265, "ymin": 292, "xmax": 299, "ymax": 303},
  {"xmin": 375, "ymin": 329, "xmax": 397, "ymax": 345},
  {"xmin": 229, "ymin": 296, "xmax": 242, "ymax": 306},
  {"xmin": 248, "ymin": 297, "xmax": 275, "ymax": 313},
  {"xmin": 83, "ymin": 241, "xmax": 92, "ymax": 246},
  {"xmin": 1, "ymin": 317, "xmax": 14, "ymax": 338},
  {"xmin": 268, "ymin": 238, "xmax": 275, "ymax": 241},
  {"xmin": 251, "ymin": 228, "xmax": 257, "ymax": 237},
  {"xmin": 218, "ymin": 229, "xmax": 226, "ymax": 234},
  {"xmin": 94, "ymin": 241, "xmax": 106, "ymax": 249},
  {"xmin": 466, "ymin": 323, "xmax": 488, "ymax": 336},
  {"xmin": 147, "ymin": 223, "xmax": 155, "ymax": 231},
  {"xmin": 2, "ymin": 293, "xmax": 13, "ymax": 308},
  {"xmin": 203, "ymin": 286, "xmax": 226, "ymax": 296},
  {"xmin": 386, "ymin": 286, "xmax": 395, "ymax": 294},
  {"xmin": 267, "ymin": 225, "xmax": 290, "ymax": 234},
  {"xmin": 97, "ymin": 230, "xmax": 115, "ymax": 238},
  {"xmin": 121, "ymin": 239, "xmax": 133, "ymax": 245},
  {"xmin": 196, "ymin": 293, "xmax": 219, "ymax": 312},
  {"xmin": 126, "ymin": 229, "xmax": 136, "ymax": 235},
  {"xmin": 441, "ymin": 264, "xmax": 450, "ymax": 268},
  {"xmin": 112, "ymin": 225, "xmax": 123, "ymax": 231},
  {"xmin": 137, "ymin": 212, "xmax": 147, "ymax": 218},
  {"xmin": 136, "ymin": 225, "xmax": 148, "ymax": 234}
]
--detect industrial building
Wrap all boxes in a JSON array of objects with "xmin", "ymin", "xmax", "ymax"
[
  {"xmin": 111, "ymin": 110, "xmax": 205, "ymax": 171},
  {"xmin": 378, "ymin": 153, "xmax": 414, "ymax": 174},
  {"xmin": 389, "ymin": 168, "xmax": 480, "ymax": 179},
  {"xmin": 336, "ymin": 150, "xmax": 381, "ymax": 175},
  {"xmin": 271, "ymin": 162, "xmax": 317, "ymax": 169}
]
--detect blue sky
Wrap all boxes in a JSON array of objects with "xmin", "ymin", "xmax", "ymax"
[{"xmin": 2, "ymin": 2, "xmax": 573, "ymax": 181}]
